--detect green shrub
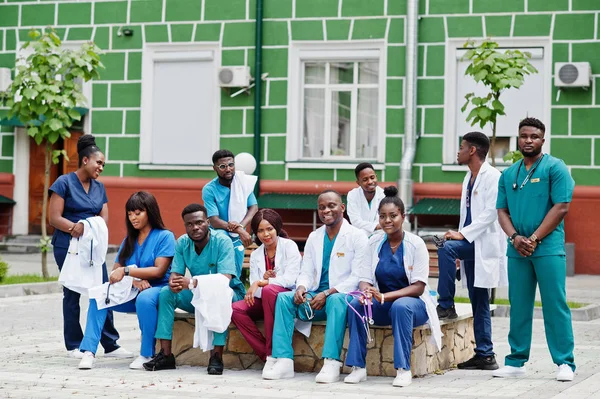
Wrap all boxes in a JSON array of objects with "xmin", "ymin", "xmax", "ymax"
[{"xmin": 0, "ymin": 259, "xmax": 9, "ymax": 282}]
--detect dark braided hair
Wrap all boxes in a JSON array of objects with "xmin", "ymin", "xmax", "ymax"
[
  {"xmin": 77, "ymin": 134, "xmax": 102, "ymax": 167},
  {"xmin": 378, "ymin": 186, "xmax": 405, "ymax": 214}
]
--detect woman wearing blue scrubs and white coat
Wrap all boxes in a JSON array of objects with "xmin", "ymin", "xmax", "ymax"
[
  {"xmin": 344, "ymin": 186, "xmax": 441, "ymax": 387},
  {"xmin": 49, "ymin": 135, "xmax": 123, "ymax": 359}
]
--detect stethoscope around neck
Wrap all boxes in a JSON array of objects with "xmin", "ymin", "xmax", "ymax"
[{"xmin": 513, "ymin": 154, "xmax": 545, "ymax": 191}]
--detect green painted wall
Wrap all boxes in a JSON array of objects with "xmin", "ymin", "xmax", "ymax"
[{"xmin": 0, "ymin": 0, "xmax": 598, "ymax": 185}]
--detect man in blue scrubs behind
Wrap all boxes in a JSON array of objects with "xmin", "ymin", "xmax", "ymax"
[
  {"xmin": 202, "ymin": 149, "xmax": 258, "ymax": 277},
  {"xmin": 494, "ymin": 118, "xmax": 576, "ymax": 382}
]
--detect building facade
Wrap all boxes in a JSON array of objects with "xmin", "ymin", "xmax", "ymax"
[{"xmin": 0, "ymin": 0, "xmax": 599, "ymax": 272}]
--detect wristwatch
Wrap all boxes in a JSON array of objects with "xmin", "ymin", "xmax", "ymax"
[
  {"xmin": 530, "ymin": 234, "xmax": 542, "ymax": 244},
  {"xmin": 323, "ymin": 289, "xmax": 331, "ymax": 297},
  {"xmin": 509, "ymin": 233, "xmax": 518, "ymax": 246},
  {"xmin": 124, "ymin": 266, "xmax": 130, "ymax": 276}
]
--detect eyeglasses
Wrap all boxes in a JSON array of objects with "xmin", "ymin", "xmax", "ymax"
[{"xmin": 217, "ymin": 162, "xmax": 235, "ymax": 170}]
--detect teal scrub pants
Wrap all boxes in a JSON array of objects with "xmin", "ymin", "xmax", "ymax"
[
  {"xmin": 154, "ymin": 286, "xmax": 243, "ymax": 346},
  {"xmin": 271, "ymin": 291, "xmax": 348, "ymax": 360},
  {"xmin": 506, "ymin": 255, "xmax": 575, "ymax": 371}
]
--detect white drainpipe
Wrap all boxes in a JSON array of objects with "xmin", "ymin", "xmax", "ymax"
[{"xmin": 399, "ymin": 0, "xmax": 419, "ymax": 228}]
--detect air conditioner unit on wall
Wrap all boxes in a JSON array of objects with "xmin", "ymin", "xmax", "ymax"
[
  {"xmin": 554, "ymin": 62, "xmax": 592, "ymax": 88},
  {"xmin": 0, "ymin": 68, "xmax": 12, "ymax": 92},
  {"xmin": 217, "ymin": 66, "xmax": 251, "ymax": 87}
]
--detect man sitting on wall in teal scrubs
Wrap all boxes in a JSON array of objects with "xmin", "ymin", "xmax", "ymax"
[
  {"xmin": 143, "ymin": 204, "xmax": 245, "ymax": 375},
  {"xmin": 494, "ymin": 117, "xmax": 576, "ymax": 382},
  {"xmin": 202, "ymin": 149, "xmax": 258, "ymax": 279},
  {"xmin": 263, "ymin": 190, "xmax": 369, "ymax": 383}
]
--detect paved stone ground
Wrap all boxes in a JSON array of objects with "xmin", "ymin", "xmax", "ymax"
[{"xmin": 0, "ymin": 293, "xmax": 599, "ymax": 398}]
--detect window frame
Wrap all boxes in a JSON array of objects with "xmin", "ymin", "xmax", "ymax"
[
  {"xmin": 286, "ymin": 41, "xmax": 387, "ymax": 164},
  {"xmin": 139, "ymin": 43, "xmax": 220, "ymax": 169},
  {"xmin": 442, "ymin": 37, "xmax": 552, "ymax": 169}
]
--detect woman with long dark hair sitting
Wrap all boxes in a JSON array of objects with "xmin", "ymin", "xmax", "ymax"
[
  {"xmin": 77, "ymin": 191, "xmax": 176, "ymax": 370},
  {"xmin": 231, "ymin": 209, "xmax": 301, "ymax": 376}
]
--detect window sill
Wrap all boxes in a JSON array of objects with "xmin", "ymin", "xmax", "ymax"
[
  {"xmin": 441, "ymin": 164, "xmax": 510, "ymax": 172},
  {"xmin": 286, "ymin": 162, "xmax": 385, "ymax": 170},
  {"xmin": 138, "ymin": 164, "xmax": 214, "ymax": 171}
]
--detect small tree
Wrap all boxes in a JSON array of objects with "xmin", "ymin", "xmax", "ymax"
[
  {"xmin": 461, "ymin": 40, "xmax": 538, "ymax": 167},
  {"xmin": 3, "ymin": 30, "xmax": 103, "ymax": 278}
]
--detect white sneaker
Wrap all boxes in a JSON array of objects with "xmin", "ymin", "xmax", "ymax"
[
  {"xmin": 68, "ymin": 349, "xmax": 84, "ymax": 359},
  {"xmin": 393, "ymin": 368, "xmax": 412, "ymax": 387},
  {"xmin": 315, "ymin": 359, "xmax": 342, "ymax": 383},
  {"xmin": 104, "ymin": 347, "xmax": 134, "ymax": 359},
  {"xmin": 493, "ymin": 365, "xmax": 527, "ymax": 378},
  {"xmin": 262, "ymin": 358, "xmax": 294, "ymax": 380},
  {"xmin": 262, "ymin": 356, "xmax": 277, "ymax": 377},
  {"xmin": 344, "ymin": 367, "xmax": 367, "ymax": 384},
  {"xmin": 556, "ymin": 364, "xmax": 574, "ymax": 382},
  {"xmin": 129, "ymin": 355, "xmax": 152, "ymax": 370},
  {"xmin": 78, "ymin": 352, "xmax": 95, "ymax": 369}
]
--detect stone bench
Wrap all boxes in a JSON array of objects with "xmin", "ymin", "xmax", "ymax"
[{"xmin": 167, "ymin": 303, "xmax": 484, "ymax": 377}]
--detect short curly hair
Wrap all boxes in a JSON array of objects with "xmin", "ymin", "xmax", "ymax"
[{"xmin": 519, "ymin": 117, "xmax": 545, "ymax": 135}]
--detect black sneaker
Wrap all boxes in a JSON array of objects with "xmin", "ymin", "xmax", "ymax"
[
  {"xmin": 457, "ymin": 355, "xmax": 499, "ymax": 370},
  {"xmin": 436, "ymin": 305, "xmax": 458, "ymax": 319},
  {"xmin": 143, "ymin": 349, "xmax": 176, "ymax": 371},
  {"xmin": 207, "ymin": 352, "xmax": 224, "ymax": 375}
]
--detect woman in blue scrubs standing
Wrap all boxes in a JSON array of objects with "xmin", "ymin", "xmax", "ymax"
[
  {"xmin": 49, "ymin": 135, "xmax": 125, "ymax": 359},
  {"xmin": 344, "ymin": 186, "xmax": 440, "ymax": 387},
  {"xmin": 78, "ymin": 191, "xmax": 176, "ymax": 370}
]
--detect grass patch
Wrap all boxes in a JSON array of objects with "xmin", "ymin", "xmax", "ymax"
[
  {"xmin": 0, "ymin": 274, "xmax": 58, "ymax": 285},
  {"xmin": 454, "ymin": 296, "xmax": 586, "ymax": 309}
]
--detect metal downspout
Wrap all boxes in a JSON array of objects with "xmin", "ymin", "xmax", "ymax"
[
  {"xmin": 399, "ymin": 0, "xmax": 418, "ymax": 225},
  {"xmin": 253, "ymin": 0, "xmax": 264, "ymax": 196}
]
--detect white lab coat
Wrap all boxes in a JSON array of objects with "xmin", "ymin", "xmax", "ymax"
[
  {"xmin": 228, "ymin": 171, "xmax": 257, "ymax": 238},
  {"xmin": 346, "ymin": 186, "xmax": 385, "ymax": 235},
  {"xmin": 58, "ymin": 216, "xmax": 109, "ymax": 295},
  {"xmin": 363, "ymin": 232, "xmax": 442, "ymax": 351},
  {"xmin": 190, "ymin": 274, "xmax": 234, "ymax": 352},
  {"xmin": 296, "ymin": 219, "xmax": 369, "ymax": 294},
  {"xmin": 88, "ymin": 265, "xmax": 139, "ymax": 310},
  {"xmin": 459, "ymin": 161, "xmax": 508, "ymax": 289},
  {"xmin": 249, "ymin": 237, "xmax": 301, "ymax": 298}
]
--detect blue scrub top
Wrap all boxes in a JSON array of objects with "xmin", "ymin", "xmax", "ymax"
[
  {"xmin": 376, "ymin": 241, "xmax": 409, "ymax": 293},
  {"xmin": 115, "ymin": 228, "xmax": 176, "ymax": 287},
  {"xmin": 497, "ymin": 154, "xmax": 574, "ymax": 258},
  {"xmin": 317, "ymin": 233, "xmax": 337, "ymax": 292},
  {"xmin": 49, "ymin": 172, "xmax": 108, "ymax": 249},
  {"xmin": 201, "ymin": 176, "xmax": 258, "ymax": 222},
  {"xmin": 172, "ymin": 229, "xmax": 246, "ymax": 299}
]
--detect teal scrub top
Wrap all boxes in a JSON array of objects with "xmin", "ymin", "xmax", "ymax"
[
  {"xmin": 201, "ymin": 176, "xmax": 258, "ymax": 222},
  {"xmin": 172, "ymin": 229, "xmax": 246, "ymax": 298},
  {"xmin": 317, "ymin": 234, "xmax": 337, "ymax": 292},
  {"xmin": 496, "ymin": 154, "xmax": 574, "ymax": 258}
]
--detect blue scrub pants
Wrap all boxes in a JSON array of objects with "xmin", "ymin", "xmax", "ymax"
[
  {"xmin": 506, "ymin": 255, "xmax": 575, "ymax": 371},
  {"xmin": 271, "ymin": 291, "xmax": 347, "ymax": 360},
  {"xmin": 345, "ymin": 297, "xmax": 428, "ymax": 370},
  {"xmin": 54, "ymin": 247, "xmax": 120, "ymax": 352},
  {"xmin": 154, "ymin": 286, "xmax": 244, "ymax": 346},
  {"xmin": 80, "ymin": 286, "xmax": 162, "ymax": 357},
  {"xmin": 231, "ymin": 237, "xmax": 245, "ymax": 278},
  {"xmin": 437, "ymin": 239, "xmax": 494, "ymax": 357}
]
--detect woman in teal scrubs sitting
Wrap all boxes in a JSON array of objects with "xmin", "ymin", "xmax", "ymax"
[
  {"xmin": 77, "ymin": 191, "xmax": 176, "ymax": 370},
  {"xmin": 344, "ymin": 186, "xmax": 440, "ymax": 387}
]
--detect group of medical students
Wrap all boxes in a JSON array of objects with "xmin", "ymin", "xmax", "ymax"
[{"xmin": 49, "ymin": 116, "xmax": 575, "ymax": 386}]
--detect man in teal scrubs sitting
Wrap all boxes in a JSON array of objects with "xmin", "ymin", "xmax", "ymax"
[
  {"xmin": 144, "ymin": 204, "xmax": 245, "ymax": 375},
  {"xmin": 202, "ymin": 149, "xmax": 258, "ymax": 278},
  {"xmin": 263, "ymin": 191, "xmax": 369, "ymax": 383},
  {"xmin": 494, "ymin": 118, "xmax": 576, "ymax": 382}
]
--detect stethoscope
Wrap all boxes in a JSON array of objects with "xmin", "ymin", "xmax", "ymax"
[{"xmin": 513, "ymin": 154, "xmax": 545, "ymax": 190}]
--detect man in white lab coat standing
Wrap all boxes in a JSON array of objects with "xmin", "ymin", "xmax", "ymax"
[
  {"xmin": 346, "ymin": 162, "xmax": 386, "ymax": 236},
  {"xmin": 436, "ymin": 132, "xmax": 507, "ymax": 370}
]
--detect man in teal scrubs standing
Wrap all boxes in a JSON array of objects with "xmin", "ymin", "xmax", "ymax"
[
  {"xmin": 144, "ymin": 204, "xmax": 245, "ymax": 375},
  {"xmin": 494, "ymin": 118, "xmax": 575, "ymax": 382}
]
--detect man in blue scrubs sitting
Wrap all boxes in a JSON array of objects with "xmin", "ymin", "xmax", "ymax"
[
  {"xmin": 202, "ymin": 149, "xmax": 258, "ymax": 278},
  {"xmin": 144, "ymin": 204, "xmax": 245, "ymax": 374}
]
